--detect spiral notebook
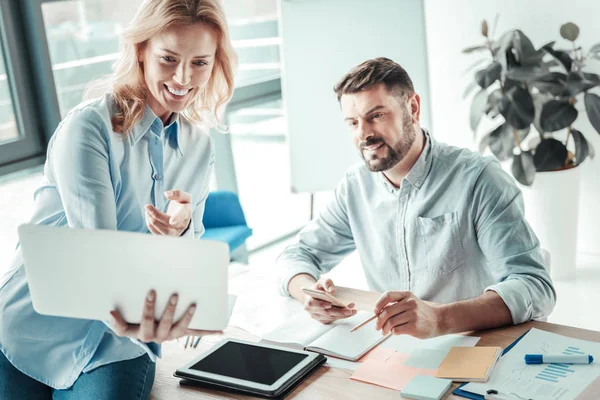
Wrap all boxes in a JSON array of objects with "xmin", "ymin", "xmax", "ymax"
[{"xmin": 435, "ymin": 346, "xmax": 502, "ymax": 382}]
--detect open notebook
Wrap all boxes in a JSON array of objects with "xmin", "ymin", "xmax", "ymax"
[{"xmin": 261, "ymin": 311, "xmax": 390, "ymax": 361}]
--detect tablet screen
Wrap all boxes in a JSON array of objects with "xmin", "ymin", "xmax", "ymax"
[{"xmin": 189, "ymin": 341, "xmax": 309, "ymax": 385}]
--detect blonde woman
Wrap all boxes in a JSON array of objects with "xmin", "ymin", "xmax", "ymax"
[{"xmin": 0, "ymin": 0, "xmax": 236, "ymax": 398}]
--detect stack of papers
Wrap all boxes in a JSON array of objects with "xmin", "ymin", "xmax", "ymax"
[
  {"xmin": 462, "ymin": 328, "xmax": 600, "ymax": 400},
  {"xmin": 350, "ymin": 334, "xmax": 480, "ymax": 391}
]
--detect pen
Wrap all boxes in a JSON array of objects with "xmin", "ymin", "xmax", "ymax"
[
  {"xmin": 485, "ymin": 389, "xmax": 532, "ymax": 400},
  {"xmin": 524, "ymin": 353, "xmax": 594, "ymax": 364},
  {"xmin": 350, "ymin": 314, "xmax": 377, "ymax": 332},
  {"xmin": 192, "ymin": 336, "xmax": 202, "ymax": 348}
]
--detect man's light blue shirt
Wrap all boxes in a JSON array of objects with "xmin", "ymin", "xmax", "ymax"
[
  {"xmin": 277, "ymin": 130, "xmax": 556, "ymax": 324},
  {"xmin": 0, "ymin": 94, "xmax": 214, "ymax": 389}
]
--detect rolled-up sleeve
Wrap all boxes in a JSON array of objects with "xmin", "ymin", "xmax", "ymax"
[
  {"xmin": 277, "ymin": 177, "xmax": 356, "ymax": 296},
  {"xmin": 471, "ymin": 160, "xmax": 556, "ymax": 324}
]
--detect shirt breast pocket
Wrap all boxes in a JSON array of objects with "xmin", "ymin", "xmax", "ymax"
[{"xmin": 417, "ymin": 212, "xmax": 465, "ymax": 275}]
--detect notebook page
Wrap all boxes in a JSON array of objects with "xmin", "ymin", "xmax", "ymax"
[
  {"xmin": 261, "ymin": 309, "xmax": 334, "ymax": 349},
  {"xmin": 306, "ymin": 311, "xmax": 390, "ymax": 361}
]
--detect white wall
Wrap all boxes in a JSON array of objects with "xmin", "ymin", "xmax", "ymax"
[
  {"xmin": 424, "ymin": 0, "xmax": 600, "ymax": 255},
  {"xmin": 280, "ymin": 0, "xmax": 431, "ymax": 193}
]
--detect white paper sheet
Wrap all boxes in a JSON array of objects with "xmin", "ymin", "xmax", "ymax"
[
  {"xmin": 384, "ymin": 332, "xmax": 480, "ymax": 353},
  {"xmin": 306, "ymin": 311, "xmax": 390, "ymax": 360},
  {"xmin": 462, "ymin": 328, "xmax": 600, "ymax": 400}
]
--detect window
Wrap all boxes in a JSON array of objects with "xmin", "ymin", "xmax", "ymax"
[
  {"xmin": 0, "ymin": 2, "xmax": 47, "ymax": 175},
  {"xmin": 41, "ymin": 0, "xmax": 142, "ymax": 117},
  {"xmin": 0, "ymin": 50, "xmax": 18, "ymax": 144},
  {"xmin": 227, "ymin": 99, "xmax": 310, "ymax": 250}
]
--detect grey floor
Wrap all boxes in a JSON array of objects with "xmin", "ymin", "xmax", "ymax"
[{"xmin": 1, "ymin": 168, "xmax": 599, "ymax": 332}]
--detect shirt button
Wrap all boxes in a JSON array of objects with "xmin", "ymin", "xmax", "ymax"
[{"xmin": 153, "ymin": 173, "xmax": 162, "ymax": 180}]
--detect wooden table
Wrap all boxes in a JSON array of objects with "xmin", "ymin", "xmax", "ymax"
[{"xmin": 150, "ymin": 320, "xmax": 600, "ymax": 399}]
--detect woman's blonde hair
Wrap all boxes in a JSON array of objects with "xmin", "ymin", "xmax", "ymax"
[{"xmin": 86, "ymin": 0, "xmax": 237, "ymax": 134}]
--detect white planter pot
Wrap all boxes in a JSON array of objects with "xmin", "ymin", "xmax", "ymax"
[{"xmin": 519, "ymin": 166, "xmax": 581, "ymax": 281}]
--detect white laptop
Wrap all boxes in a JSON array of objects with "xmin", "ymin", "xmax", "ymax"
[{"xmin": 18, "ymin": 224, "xmax": 231, "ymax": 331}]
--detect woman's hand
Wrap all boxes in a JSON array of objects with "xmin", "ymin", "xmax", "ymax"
[
  {"xmin": 109, "ymin": 290, "xmax": 219, "ymax": 343},
  {"xmin": 145, "ymin": 190, "xmax": 192, "ymax": 236}
]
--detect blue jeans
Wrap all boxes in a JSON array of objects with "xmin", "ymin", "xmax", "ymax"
[{"xmin": 0, "ymin": 350, "xmax": 155, "ymax": 399}]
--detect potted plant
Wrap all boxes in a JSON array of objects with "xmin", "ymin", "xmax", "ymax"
[{"xmin": 464, "ymin": 20, "xmax": 600, "ymax": 279}]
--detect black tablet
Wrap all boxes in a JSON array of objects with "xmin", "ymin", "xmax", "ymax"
[{"xmin": 174, "ymin": 339, "xmax": 326, "ymax": 398}]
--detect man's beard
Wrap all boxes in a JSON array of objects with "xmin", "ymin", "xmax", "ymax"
[{"xmin": 361, "ymin": 112, "xmax": 416, "ymax": 172}]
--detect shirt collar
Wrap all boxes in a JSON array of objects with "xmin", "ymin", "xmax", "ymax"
[
  {"xmin": 378, "ymin": 128, "xmax": 434, "ymax": 192},
  {"xmin": 130, "ymin": 106, "xmax": 184, "ymax": 156}
]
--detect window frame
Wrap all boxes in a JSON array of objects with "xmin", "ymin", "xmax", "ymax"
[{"xmin": 0, "ymin": 0, "xmax": 60, "ymax": 176}]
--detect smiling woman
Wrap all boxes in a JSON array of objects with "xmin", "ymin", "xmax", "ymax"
[
  {"xmin": 140, "ymin": 23, "xmax": 218, "ymax": 124},
  {"xmin": 0, "ymin": 1, "xmax": 237, "ymax": 399},
  {"xmin": 85, "ymin": 0, "xmax": 236, "ymax": 133}
]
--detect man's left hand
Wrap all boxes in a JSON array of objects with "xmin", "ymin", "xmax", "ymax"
[
  {"xmin": 374, "ymin": 291, "xmax": 443, "ymax": 339},
  {"xmin": 145, "ymin": 190, "xmax": 192, "ymax": 236}
]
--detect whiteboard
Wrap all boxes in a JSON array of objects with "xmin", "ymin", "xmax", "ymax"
[{"xmin": 279, "ymin": 0, "xmax": 432, "ymax": 193}]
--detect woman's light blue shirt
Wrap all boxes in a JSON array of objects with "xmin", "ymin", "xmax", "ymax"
[{"xmin": 0, "ymin": 94, "xmax": 214, "ymax": 389}]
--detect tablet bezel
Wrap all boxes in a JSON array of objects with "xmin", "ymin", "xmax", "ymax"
[{"xmin": 175, "ymin": 338, "xmax": 322, "ymax": 394}]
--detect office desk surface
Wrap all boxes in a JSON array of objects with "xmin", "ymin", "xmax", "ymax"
[
  {"xmin": 149, "ymin": 267, "xmax": 600, "ymax": 399},
  {"xmin": 151, "ymin": 323, "xmax": 600, "ymax": 399}
]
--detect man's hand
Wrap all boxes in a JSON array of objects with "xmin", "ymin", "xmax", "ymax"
[
  {"xmin": 374, "ymin": 291, "xmax": 443, "ymax": 339},
  {"xmin": 145, "ymin": 190, "xmax": 192, "ymax": 236},
  {"xmin": 303, "ymin": 277, "xmax": 356, "ymax": 324},
  {"xmin": 109, "ymin": 290, "xmax": 220, "ymax": 343}
]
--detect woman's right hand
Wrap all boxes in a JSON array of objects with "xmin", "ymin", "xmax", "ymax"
[{"xmin": 109, "ymin": 290, "xmax": 219, "ymax": 343}]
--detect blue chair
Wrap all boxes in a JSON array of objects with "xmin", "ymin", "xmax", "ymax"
[{"xmin": 201, "ymin": 191, "xmax": 252, "ymax": 263}]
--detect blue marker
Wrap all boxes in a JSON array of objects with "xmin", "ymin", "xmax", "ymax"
[{"xmin": 525, "ymin": 354, "xmax": 594, "ymax": 364}]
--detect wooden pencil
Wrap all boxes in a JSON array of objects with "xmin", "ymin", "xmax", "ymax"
[{"xmin": 350, "ymin": 314, "xmax": 377, "ymax": 332}]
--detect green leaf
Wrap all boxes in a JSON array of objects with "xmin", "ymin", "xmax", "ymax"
[
  {"xmin": 485, "ymin": 89, "xmax": 504, "ymax": 118},
  {"xmin": 470, "ymin": 89, "xmax": 489, "ymax": 132},
  {"xmin": 506, "ymin": 66, "xmax": 551, "ymax": 82},
  {"xmin": 462, "ymin": 80, "xmax": 479, "ymax": 99},
  {"xmin": 488, "ymin": 123, "xmax": 514, "ymax": 161},
  {"xmin": 501, "ymin": 86, "xmax": 535, "ymax": 129},
  {"xmin": 532, "ymin": 93, "xmax": 553, "ymax": 134},
  {"xmin": 534, "ymin": 138, "xmax": 568, "ymax": 171},
  {"xmin": 571, "ymin": 128, "xmax": 589, "ymax": 166},
  {"xmin": 563, "ymin": 72, "xmax": 600, "ymax": 97},
  {"xmin": 583, "ymin": 72, "xmax": 600, "ymax": 84},
  {"xmin": 462, "ymin": 45, "xmax": 489, "ymax": 54},
  {"xmin": 478, "ymin": 131, "xmax": 491, "ymax": 154},
  {"xmin": 584, "ymin": 93, "xmax": 600, "ymax": 135},
  {"xmin": 535, "ymin": 71, "xmax": 567, "ymax": 84},
  {"xmin": 560, "ymin": 22, "xmax": 580, "ymax": 41},
  {"xmin": 530, "ymin": 72, "xmax": 567, "ymax": 96},
  {"xmin": 488, "ymin": 123, "xmax": 529, "ymax": 161},
  {"xmin": 492, "ymin": 30, "xmax": 515, "ymax": 58},
  {"xmin": 512, "ymin": 30, "xmax": 537, "ymax": 61},
  {"xmin": 512, "ymin": 151, "xmax": 536, "ymax": 186},
  {"xmin": 475, "ymin": 62, "xmax": 502, "ymax": 88},
  {"xmin": 531, "ymin": 81, "xmax": 564, "ymax": 97},
  {"xmin": 543, "ymin": 45, "xmax": 573, "ymax": 71},
  {"xmin": 540, "ymin": 99, "xmax": 578, "ymax": 132}
]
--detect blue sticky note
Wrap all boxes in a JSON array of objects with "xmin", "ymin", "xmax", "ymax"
[{"xmin": 401, "ymin": 375, "xmax": 452, "ymax": 400}]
